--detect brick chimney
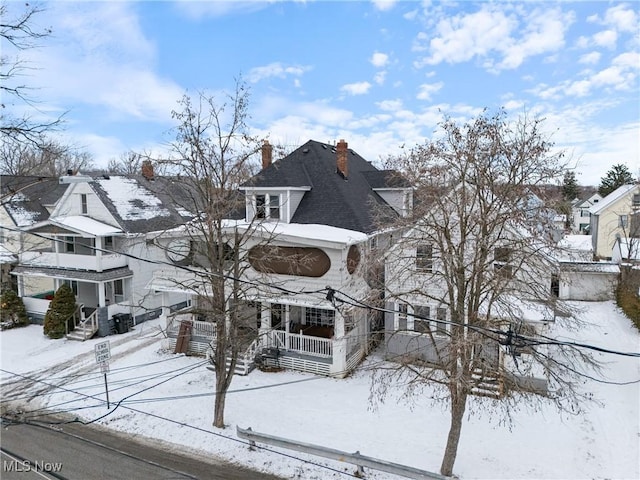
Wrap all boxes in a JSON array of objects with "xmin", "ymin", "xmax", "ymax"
[
  {"xmin": 141, "ymin": 160, "xmax": 154, "ymax": 180},
  {"xmin": 261, "ymin": 140, "xmax": 273, "ymax": 170},
  {"xmin": 336, "ymin": 139, "xmax": 348, "ymax": 178}
]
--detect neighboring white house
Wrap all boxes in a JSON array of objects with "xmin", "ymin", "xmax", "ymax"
[
  {"xmin": 148, "ymin": 139, "xmax": 412, "ymax": 377},
  {"xmin": 382, "ymin": 184, "xmax": 572, "ymax": 397},
  {"xmin": 1, "ymin": 176, "xmax": 68, "ymax": 291},
  {"xmin": 590, "ymin": 184, "xmax": 640, "ymax": 259},
  {"xmin": 571, "ymin": 193, "xmax": 602, "ymax": 234},
  {"xmin": 12, "ymin": 167, "xmax": 192, "ymax": 339}
]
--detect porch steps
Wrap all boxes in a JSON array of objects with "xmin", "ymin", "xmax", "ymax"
[
  {"xmin": 470, "ymin": 367, "xmax": 503, "ymax": 399},
  {"xmin": 66, "ymin": 325, "xmax": 98, "ymax": 341},
  {"xmin": 206, "ymin": 354, "xmax": 256, "ymax": 376}
]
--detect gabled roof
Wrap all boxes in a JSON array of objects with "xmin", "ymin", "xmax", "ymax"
[
  {"xmin": 590, "ymin": 184, "xmax": 638, "ymax": 215},
  {"xmin": 89, "ymin": 175, "xmax": 193, "ymax": 234},
  {"xmin": 1, "ymin": 176, "xmax": 68, "ymax": 227},
  {"xmin": 241, "ymin": 140, "xmax": 406, "ymax": 233}
]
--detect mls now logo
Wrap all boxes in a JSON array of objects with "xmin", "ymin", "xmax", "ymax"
[{"xmin": 3, "ymin": 460, "xmax": 63, "ymax": 473}]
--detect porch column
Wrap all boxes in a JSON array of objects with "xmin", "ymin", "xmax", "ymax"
[
  {"xmin": 331, "ymin": 308, "xmax": 347, "ymax": 377},
  {"xmin": 98, "ymin": 281, "xmax": 106, "ymax": 308},
  {"xmin": 95, "ymin": 237, "xmax": 103, "ymax": 272},
  {"xmin": 161, "ymin": 292, "xmax": 171, "ymax": 329}
]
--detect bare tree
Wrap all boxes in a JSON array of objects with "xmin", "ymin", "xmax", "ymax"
[
  {"xmin": 375, "ymin": 110, "xmax": 601, "ymax": 476},
  {"xmin": 1, "ymin": 3, "xmax": 64, "ymax": 147},
  {"xmin": 0, "ymin": 136, "xmax": 93, "ymax": 176},
  {"xmin": 158, "ymin": 80, "xmax": 274, "ymax": 428}
]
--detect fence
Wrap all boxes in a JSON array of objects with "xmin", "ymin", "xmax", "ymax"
[{"xmin": 237, "ymin": 426, "xmax": 447, "ymax": 480}]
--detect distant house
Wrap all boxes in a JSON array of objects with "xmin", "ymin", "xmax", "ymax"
[
  {"xmin": 149, "ymin": 139, "xmax": 412, "ymax": 377},
  {"xmin": 571, "ymin": 193, "xmax": 602, "ymax": 234},
  {"xmin": 12, "ymin": 166, "xmax": 192, "ymax": 340},
  {"xmin": 0, "ymin": 176, "xmax": 68, "ymax": 290},
  {"xmin": 589, "ymin": 184, "xmax": 640, "ymax": 259}
]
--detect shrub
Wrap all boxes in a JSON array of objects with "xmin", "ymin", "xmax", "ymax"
[
  {"xmin": 0, "ymin": 289, "xmax": 29, "ymax": 329},
  {"xmin": 43, "ymin": 284, "xmax": 77, "ymax": 339}
]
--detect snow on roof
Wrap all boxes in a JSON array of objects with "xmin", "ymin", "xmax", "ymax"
[
  {"xmin": 226, "ymin": 220, "xmax": 369, "ymax": 245},
  {"xmin": 96, "ymin": 176, "xmax": 171, "ymax": 221},
  {"xmin": 54, "ymin": 216, "xmax": 123, "ymax": 237},
  {"xmin": 556, "ymin": 234, "xmax": 593, "ymax": 261},
  {"xmin": 590, "ymin": 184, "xmax": 637, "ymax": 215},
  {"xmin": 6, "ymin": 192, "xmax": 39, "ymax": 227}
]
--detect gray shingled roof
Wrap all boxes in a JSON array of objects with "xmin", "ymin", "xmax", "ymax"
[
  {"xmin": 242, "ymin": 140, "xmax": 404, "ymax": 233},
  {"xmin": 1, "ymin": 176, "xmax": 68, "ymax": 226},
  {"xmin": 11, "ymin": 265, "xmax": 133, "ymax": 281},
  {"xmin": 89, "ymin": 175, "xmax": 194, "ymax": 234}
]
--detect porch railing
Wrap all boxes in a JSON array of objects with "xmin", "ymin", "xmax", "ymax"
[{"xmin": 268, "ymin": 330, "xmax": 333, "ymax": 358}]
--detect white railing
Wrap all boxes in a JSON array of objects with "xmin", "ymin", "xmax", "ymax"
[
  {"xmin": 22, "ymin": 296, "xmax": 51, "ymax": 315},
  {"xmin": 19, "ymin": 251, "xmax": 127, "ymax": 271},
  {"xmin": 269, "ymin": 330, "xmax": 333, "ymax": 358},
  {"xmin": 167, "ymin": 316, "xmax": 217, "ymax": 341}
]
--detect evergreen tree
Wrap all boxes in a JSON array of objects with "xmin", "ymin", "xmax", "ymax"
[
  {"xmin": 598, "ymin": 164, "xmax": 635, "ymax": 197},
  {"xmin": 562, "ymin": 170, "xmax": 579, "ymax": 200},
  {"xmin": 0, "ymin": 289, "xmax": 28, "ymax": 328},
  {"xmin": 43, "ymin": 284, "xmax": 77, "ymax": 339}
]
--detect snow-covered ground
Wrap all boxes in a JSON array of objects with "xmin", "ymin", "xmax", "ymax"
[{"xmin": 1, "ymin": 301, "xmax": 639, "ymax": 480}]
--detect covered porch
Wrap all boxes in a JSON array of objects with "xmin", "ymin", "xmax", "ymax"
[{"xmin": 162, "ymin": 299, "xmax": 367, "ymax": 378}]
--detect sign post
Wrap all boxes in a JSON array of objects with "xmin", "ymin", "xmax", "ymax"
[{"xmin": 95, "ymin": 341, "xmax": 111, "ymax": 409}]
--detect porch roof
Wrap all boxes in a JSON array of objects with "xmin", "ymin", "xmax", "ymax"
[
  {"xmin": 11, "ymin": 265, "xmax": 133, "ymax": 282},
  {"xmin": 27, "ymin": 215, "xmax": 123, "ymax": 237}
]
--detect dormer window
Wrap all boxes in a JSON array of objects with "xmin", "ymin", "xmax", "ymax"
[{"xmin": 254, "ymin": 194, "xmax": 280, "ymax": 221}]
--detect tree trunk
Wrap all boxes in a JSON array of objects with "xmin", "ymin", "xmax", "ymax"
[
  {"xmin": 213, "ymin": 371, "xmax": 227, "ymax": 428},
  {"xmin": 440, "ymin": 390, "xmax": 467, "ymax": 476}
]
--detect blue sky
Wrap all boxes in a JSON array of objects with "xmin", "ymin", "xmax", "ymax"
[{"xmin": 4, "ymin": 1, "xmax": 639, "ymax": 185}]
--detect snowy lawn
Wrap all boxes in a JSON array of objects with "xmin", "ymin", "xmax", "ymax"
[{"xmin": 1, "ymin": 301, "xmax": 639, "ymax": 480}]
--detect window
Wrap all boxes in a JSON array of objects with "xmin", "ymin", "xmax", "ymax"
[
  {"xmin": 65, "ymin": 236, "xmax": 75, "ymax": 253},
  {"xmin": 580, "ymin": 209, "xmax": 590, "ymax": 218},
  {"xmin": 551, "ymin": 274, "xmax": 560, "ymax": 297},
  {"xmin": 305, "ymin": 307, "xmax": 335, "ymax": 327},
  {"xmin": 254, "ymin": 194, "xmax": 280, "ymax": 221},
  {"xmin": 63, "ymin": 280, "xmax": 78, "ymax": 296},
  {"xmin": 435, "ymin": 307, "xmax": 447, "ymax": 336},
  {"xmin": 416, "ymin": 244, "xmax": 433, "ymax": 272},
  {"xmin": 397, "ymin": 303, "xmax": 408, "ymax": 330},
  {"xmin": 414, "ymin": 305, "xmax": 430, "ymax": 333},
  {"xmin": 494, "ymin": 247, "xmax": 511, "ymax": 263},
  {"xmin": 271, "ymin": 304, "xmax": 284, "ymax": 329},
  {"xmin": 633, "ymin": 194, "xmax": 640, "ymax": 207},
  {"xmin": 255, "ymin": 195, "xmax": 266, "ymax": 218},
  {"xmin": 269, "ymin": 194, "xmax": 280, "ymax": 219},
  {"xmin": 114, "ymin": 279, "xmax": 124, "ymax": 303},
  {"xmin": 494, "ymin": 247, "xmax": 512, "ymax": 278},
  {"xmin": 104, "ymin": 236, "xmax": 113, "ymax": 251},
  {"xmin": 619, "ymin": 215, "xmax": 628, "ymax": 228},
  {"xmin": 80, "ymin": 194, "xmax": 88, "ymax": 214}
]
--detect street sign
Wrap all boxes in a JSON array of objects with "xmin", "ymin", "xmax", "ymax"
[
  {"xmin": 100, "ymin": 362, "xmax": 110, "ymax": 374},
  {"xmin": 95, "ymin": 340, "xmax": 111, "ymax": 364}
]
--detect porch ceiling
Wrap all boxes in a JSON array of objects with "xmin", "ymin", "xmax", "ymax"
[{"xmin": 11, "ymin": 265, "xmax": 133, "ymax": 283}]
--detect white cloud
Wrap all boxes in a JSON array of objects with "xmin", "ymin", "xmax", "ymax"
[
  {"xmin": 579, "ymin": 51, "xmax": 601, "ymax": 65},
  {"xmin": 340, "ymin": 82, "xmax": 372, "ymax": 96},
  {"xmin": 247, "ymin": 63, "xmax": 313, "ymax": 83},
  {"xmin": 371, "ymin": 0, "xmax": 398, "ymax": 12},
  {"xmin": 376, "ymin": 99, "xmax": 403, "ymax": 112},
  {"xmin": 370, "ymin": 52, "xmax": 390, "ymax": 68},
  {"xmin": 374, "ymin": 71, "xmax": 387, "ymax": 85},
  {"xmin": 416, "ymin": 82, "xmax": 444, "ymax": 101},
  {"xmin": 496, "ymin": 8, "xmax": 573, "ymax": 70},
  {"xmin": 589, "ymin": 4, "xmax": 639, "ymax": 33},
  {"xmin": 414, "ymin": 5, "xmax": 572, "ymax": 71},
  {"xmin": 174, "ymin": 1, "xmax": 270, "ymax": 19},
  {"xmin": 24, "ymin": 2, "xmax": 182, "ymax": 123},
  {"xmin": 593, "ymin": 29, "xmax": 618, "ymax": 48}
]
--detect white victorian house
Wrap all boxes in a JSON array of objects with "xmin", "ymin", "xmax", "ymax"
[{"xmin": 149, "ymin": 139, "xmax": 412, "ymax": 377}]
